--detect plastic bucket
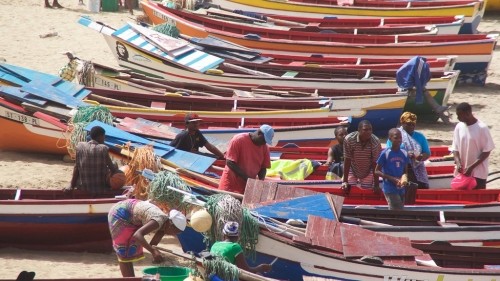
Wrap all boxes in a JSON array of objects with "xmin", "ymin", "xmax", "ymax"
[
  {"xmin": 142, "ymin": 266, "xmax": 192, "ymax": 281},
  {"xmin": 102, "ymin": 0, "xmax": 119, "ymax": 12},
  {"xmin": 86, "ymin": 0, "xmax": 100, "ymax": 12}
]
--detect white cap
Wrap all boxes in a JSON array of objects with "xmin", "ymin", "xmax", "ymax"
[{"xmin": 169, "ymin": 209, "xmax": 187, "ymax": 231}]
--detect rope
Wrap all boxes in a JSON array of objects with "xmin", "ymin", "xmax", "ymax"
[
  {"xmin": 149, "ymin": 170, "xmax": 191, "ymax": 211},
  {"xmin": 203, "ymin": 194, "xmax": 258, "ymax": 259},
  {"xmin": 152, "ymin": 23, "xmax": 180, "ymax": 38},
  {"xmin": 202, "ymin": 256, "xmax": 239, "ymax": 281},
  {"xmin": 65, "ymin": 105, "xmax": 114, "ymax": 158},
  {"xmin": 124, "ymin": 145, "xmax": 161, "ymax": 199},
  {"xmin": 78, "ymin": 60, "xmax": 95, "ymax": 87}
]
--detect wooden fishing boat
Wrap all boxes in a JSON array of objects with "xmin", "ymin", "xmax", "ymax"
[
  {"xmin": 177, "ymin": 220, "xmax": 500, "ymax": 281},
  {"xmin": 486, "ymin": 0, "xmax": 500, "ymax": 12},
  {"xmin": 79, "ymin": 17, "xmax": 458, "ymax": 93},
  {"xmin": 208, "ymin": 0, "xmax": 487, "ymax": 34},
  {"xmin": 0, "ymin": 188, "xmax": 122, "ymax": 252},
  {"xmin": 240, "ymin": 178, "xmax": 500, "ymax": 207},
  {"xmin": 91, "ymin": 63, "xmax": 453, "ymax": 123},
  {"xmin": 141, "ymin": 2, "xmax": 497, "ymax": 85},
  {"xmin": 90, "ymin": 86, "xmax": 408, "ymax": 141},
  {"xmin": 178, "ymin": 6, "xmax": 444, "ymax": 36},
  {"xmin": 264, "ymin": 14, "xmax": 466, "ymax": 35}
]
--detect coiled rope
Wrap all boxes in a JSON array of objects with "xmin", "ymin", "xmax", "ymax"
[
  {"xmin": 152, "ymin": 23, "xmax": 180, "ymax": 38},
  {"xmin": 64, "ymin": 105, "xmax": 114, "ymax": 158},
  {"xmin": 203, "ymin": 194, "xmax": 259, "ymax": 259},
  {"xmin": 78, "ymin": 60, "xmax": 95, "ymax": 87},
  {"xmin": 202, "ymin": 256, "xmax": 239, "ymax": 281},
  {"xmin": 124, "ymin": 145, "xmax": 161, "ymax": 200},
  {"xmin": 148, "ymin": 170, "xmax": 191, "ymax": 211}
]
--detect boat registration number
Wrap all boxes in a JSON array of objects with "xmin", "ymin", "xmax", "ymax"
[
  {"xmin": 2, "ymin": 110, "xmax": 39, "ymax": 126},
  {"xmin": 94, "ymin": 77, "xmax": 121, "ymax": 91}
]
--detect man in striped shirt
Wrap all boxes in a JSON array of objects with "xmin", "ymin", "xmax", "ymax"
[{"xmin": 342, "ymin": 120, "xmax": 382, "ymax": 193}]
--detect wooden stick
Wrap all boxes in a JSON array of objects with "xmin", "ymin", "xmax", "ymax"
[
  {"xmin": 154, "ymin": 246, "xmax": 276, "ymax": 281},
  {"xmin": 89, "ymin": 94, "xmax": 149, "ymax": 108}
]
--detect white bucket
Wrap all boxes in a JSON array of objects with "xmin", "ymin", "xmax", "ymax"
[{"xmin": 87, "ymin": 0, "xmax": 101, "ymax": 12}]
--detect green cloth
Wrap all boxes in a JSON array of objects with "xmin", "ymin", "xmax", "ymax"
[
  {"xmin": 266, "ymin": 159, "xmax": 315, "ymax": 180},
  {"xmin": 210, "ymin": 241, "xmax": 243, "ymax": 264}
]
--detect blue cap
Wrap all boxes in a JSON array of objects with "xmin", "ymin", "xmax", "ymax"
[
  {"xmin": 260, "ymin": 124, "xmax": 274, "ymax": 146},
  {"xmin": 223, "ymin": 221, "xmax": 239, "ymax": 236}
]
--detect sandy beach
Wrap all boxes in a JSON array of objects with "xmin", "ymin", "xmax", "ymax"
[{"xmin": 0, "ymin": 0, "xmax": 499, "ymax": 278}]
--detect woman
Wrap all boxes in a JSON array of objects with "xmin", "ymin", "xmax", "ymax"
[
  {"xmin": 386, "ymin": 112, "xmax": 430, "ymax": 188},
  {"xmin": 210, "ymin": 221, "xmax": 272, "ymax": 274},
  {"xmin": 108, "ymin": 199, "xmax": 187, "ymax": 277}
]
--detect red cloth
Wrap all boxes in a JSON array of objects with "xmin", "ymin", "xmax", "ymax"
[{"xmin": 219, "ymin": 133, "xmax": 271, "ymax": 194}]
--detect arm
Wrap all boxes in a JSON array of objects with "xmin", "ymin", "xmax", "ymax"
[
  {"xmin": 132, "ymin": 220, "xmax": 164, "ymax": 263},
  {"xmin": 452, "ymin": 150, "xmax": 463, "ymax": 173},
  {"xmin": 70, "ymin": 163, "xmax": 79, "ymax": 189},
  {"xmin": 205, "ymin": 142, "xmax": 225, "ymax": 159},
  {"xmin": 464, "ymin": 151, "xmax": 491, "ymax": 176},
  {"xmin": 372, "ymin": 160, "xmax": 380, "ymax": 189},
  {"xmin": 325, "ymin": 147, "xmax": 334, "ymax": 166},
  {"xmin": 257, "ymin": 168, "xmax": 267, "ymax": 180},
  {"xmin": 375, "ymin": 163, "xmax": 401, "ymax": 187},
  {"xmin": 234, "ymin": 253, "xmax": 271, "ymax": 274},
  {"xmin": 227, "ymin": 160, "xmax": 249, "ymax": 181},
  {"xmin": 342, "ymin": 157, "xmax": 351, "ymax": 184}
]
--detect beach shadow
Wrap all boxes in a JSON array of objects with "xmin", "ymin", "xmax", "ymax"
[{"xmin": 455, "ymin": 83, "xmax": 500, "ymax": 95}]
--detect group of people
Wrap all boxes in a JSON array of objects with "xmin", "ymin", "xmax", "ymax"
[
  {"xmin": 68, "ymin": 101, "xmax": 493, "ymax": 276},
  {"xmin": 323, "ymin": 103, "xmax": 494, "ymax": 210}
]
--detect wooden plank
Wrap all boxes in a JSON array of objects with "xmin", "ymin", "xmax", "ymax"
[
  {"xmin": 301, "ymin": 216, "xmax": 343, "ymax": 252},
  {"xmin": 0, "ymin": 86, "xmax": 47, "ymax": 106},
  {"xmin": 340, "ymin": 223, "xmax": 423, "ymax": 258},
  {"xmin": 22, "ymin": 81, "xmax": 86, "ymax": 108}
]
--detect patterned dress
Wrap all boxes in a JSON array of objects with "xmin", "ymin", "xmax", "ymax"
[{"xmin": 108, "ymin": 199, "xmax": 168, "ymax": 262}]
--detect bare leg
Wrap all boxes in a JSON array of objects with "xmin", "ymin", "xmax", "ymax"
[
  {"xmin": 119, "ymin": 262, "xmax": 135, "ymax": 277},
  {"xmin": 52, "ymin": 0, "xmax": 64, "ymax": 8},
  {"xmin": 125, "ymin": 0, "xmax": 133, "ymax": 14},
  {"xmin": 423, "ymin": 90, "xmax": 450, "ymax": 123},
  {"xmin": 44, "ymin": 0, "xmax": 53, "ymax": 7}
]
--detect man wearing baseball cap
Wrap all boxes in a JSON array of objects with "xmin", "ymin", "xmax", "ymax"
[
  {"xmin": 170, "ymin": 113, "xmax": 225, "ymax": 159},
  {"xmin": 219, "ymin": 124, "xmax": 274, "ymax": 194}
]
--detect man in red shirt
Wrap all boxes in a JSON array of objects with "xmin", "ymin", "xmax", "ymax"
[{"xmin": 218, "ymin": 125, "xmax": 274, "ymax": 194}]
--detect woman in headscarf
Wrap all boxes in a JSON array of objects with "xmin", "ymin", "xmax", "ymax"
[
  {"xmin": 210, "ymin": 221, "xmax": 272, "ymax": 274},
  {"xmin": 108, "ymin": 199, "xmax": 187, "ymax": 277},
  {"xmin": 386, "ymin": 112, "xmax": 430, "ymax": 188}
]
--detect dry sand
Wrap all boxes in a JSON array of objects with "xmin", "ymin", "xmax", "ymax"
[{"xmin": 0, "ymin": 0, "xmax": 499, "ymax": 278}]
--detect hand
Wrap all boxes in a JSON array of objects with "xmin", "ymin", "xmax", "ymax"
[
  {"xmin": 464, "ymin": 166, "xmax": 474, "ymax": 177},
  {"xmin": 341, "ymin": 182, "xmax": 351, "ymax": 196},
  {"xmin": 324, "ymin": 161, "xmax": 332, "ymax": 166},
  {"xmin": 152, "ymin": 248, "xmax": 164, "ymax": 264},
  {"xmin": 456, "ymin": 162, "xmax": 463, "ymax": 174},
  {"xmin": 259, "ymin": 264, "xmax": 272, "ymax": 273}
]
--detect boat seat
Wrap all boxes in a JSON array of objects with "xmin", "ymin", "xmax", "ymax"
[
  {"xmin": 150, "ymin": 101, "xmax": 166, "ymax": 109},
  {"xmin": 14, "ymin": 188, "xmax": 21, "ymax": 200},
  {"xmin": 281, "ymin": 71, "xmax": 299, "ymax": 78}
]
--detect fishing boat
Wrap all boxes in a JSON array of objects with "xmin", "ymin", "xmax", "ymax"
[
  {"xmin": 177, "ymin": 219, "xmax": 500, "ymax": 281},
  {"xmin": 91, "ymin": 63, "xmax": 453, "ymax": 123},
  {"xmin": 78, "ymin": 17, "xmax": 458, "ymax": 99},
  {"xmin": 208, "ymin": 0, "xmax": 487, "ymax": 34},
  {"xmin": 0, "ymin": 188, "xmax": 122, "ymax": 252},
  {"xmin": 141, "ymin": 1, "xmax": 497, "ymax": 85},
  {"xmin": 486, "ymin": 0, "xmax": 500, "ymax": 12}
]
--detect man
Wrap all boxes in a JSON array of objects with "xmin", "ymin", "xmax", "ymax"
[
  {"xmin": 451, "ymin": 102, "xmax": 495, "ymax": 189},
  {"xmin": 169, "ymin": 113, "xmax": 225, "ymax": 159},
  {"xmin": 218, "ymin": 125, "xmax": 274, "ymax": 194},
  {"xmin": 396, "ymin": 56, "xmax": 450, "ymax": 123},
  {"xmin": 69, "ymin": 126, "xmax": 119, "ymax": 194},
  {"xmin": 375, "ymin": 128, "xmax": 409, "ymax": 210},
  {"xmin": 342, "ymin": 120, "xmax": 382, "ymax": 194}
]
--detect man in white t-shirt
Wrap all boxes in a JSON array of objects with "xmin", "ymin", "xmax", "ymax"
[{"xmin": 451, "ymin": 102, "xmax": 495, "ymax": 189}]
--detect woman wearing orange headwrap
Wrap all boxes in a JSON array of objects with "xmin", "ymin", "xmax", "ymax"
[{"xmin": 386, "ymin": 112, "xmax": 430, "ymax": 188}]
